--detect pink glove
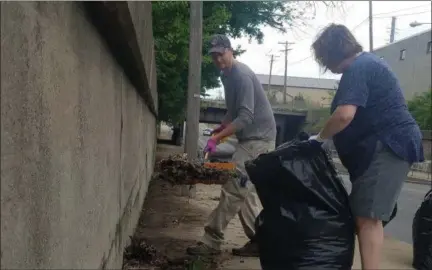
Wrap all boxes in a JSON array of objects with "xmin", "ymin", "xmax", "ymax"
[
  {"xmin": 211, "ymin": 124, "xmax": 226, "ymax": 135},
  {"xmin": 204, "ymin": 138, "xmax": 217, "ymax": 153}
]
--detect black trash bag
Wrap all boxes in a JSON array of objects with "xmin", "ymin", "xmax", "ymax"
[
  {"xmin": 412, "ymin": 189, "xmax": 432, "ymax": 270},
  {"xmin": 245, "ymin": 140, "xmax": 355, "ymax": 270},
  {"xmin": 383, "ymin": 203, "xmax": 398, "ymax": 227},
  {"xmin": 295, "ymin": 131, "xmax": 398, "ymax": 227}
]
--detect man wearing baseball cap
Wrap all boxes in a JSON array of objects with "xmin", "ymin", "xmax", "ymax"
[{"xmin": 187, "ymin": 34, "xmax": 277, "ymax": 257}]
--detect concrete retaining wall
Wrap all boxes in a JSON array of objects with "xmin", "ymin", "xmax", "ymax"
[{"xmin": 1, "ymin": 2, "xmax": 157, "ymax": 269}]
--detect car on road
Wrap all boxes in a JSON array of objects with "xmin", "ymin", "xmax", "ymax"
[{"xmin": 202, "ymin": 128, "xmax": 212, "ymax": 136}]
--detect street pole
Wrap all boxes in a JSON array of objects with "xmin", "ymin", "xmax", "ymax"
[
  {"xmin": 369, "ymin": 0, "xmax": 374, "ymax": 52},
  {"xmin": 390, "ymin": 16, "xmax": 396, "ymax": 43},
  {"xmin": 182, "ymin": 1, "xmax": 203, "ymax": 197},
  {"xmin": 279, "ymin": 41, "xmax": 294, "ymax": 105},
  {"xmin": 267, "ymin": 54, "xmax": 278, "ymax": 92}
]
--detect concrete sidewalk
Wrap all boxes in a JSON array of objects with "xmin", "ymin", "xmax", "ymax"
[{"xmin": 137, "ymin": 180, "xmax": 415, "ymax": 270}]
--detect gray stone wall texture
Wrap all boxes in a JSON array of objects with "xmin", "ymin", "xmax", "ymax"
[{"xmin": 1, "ymin": 2, "xmax": 157, "ymax": 269}]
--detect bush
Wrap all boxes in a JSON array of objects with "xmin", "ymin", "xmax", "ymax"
[{"xmin": 408, "ymin": 89, "xmax": 432, "ymax": 130}]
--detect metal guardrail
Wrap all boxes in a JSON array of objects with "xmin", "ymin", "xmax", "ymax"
[
  {"xmin": 200, "ymin": 100, "xmax": 308, "ymax": 114},
  {"xmin": 331, "ymin": 150, "xmax": 431, "ymax": 173},
  {"xmin": 421, "ymin": 130, "xmax": 431, "ymax": 140}
]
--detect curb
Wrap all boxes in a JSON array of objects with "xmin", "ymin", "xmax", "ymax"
[{"xmin": 406, "ymin": 177, "xmax": 432, "ymax": 186}]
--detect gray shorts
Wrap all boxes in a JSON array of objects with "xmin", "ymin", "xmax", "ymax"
[{"xmin": 349, "ymin": 141, "xmax": 411, "ymax": 222}]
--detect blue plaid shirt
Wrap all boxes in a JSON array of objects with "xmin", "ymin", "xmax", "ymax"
[{"xmin": 331, "ymin": 52, "xmax": 424, "ymax": 179}]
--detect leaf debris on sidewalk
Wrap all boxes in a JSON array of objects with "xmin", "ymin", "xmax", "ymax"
[
  {"xmin": 155, "ymin": 154, "xmax": 236, "ymax": 185},
  {"xmin": 123, "ymin": 236, "xmax": 218, "ymax": 270},
  {"xmin": 123, "ymin": 236, "xmax": 168, "ymax": 269}
]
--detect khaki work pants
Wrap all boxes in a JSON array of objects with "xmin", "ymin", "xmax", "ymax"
[{"xmin": 201, "ymin": 140, "xmax": 275, "ymax": 250}]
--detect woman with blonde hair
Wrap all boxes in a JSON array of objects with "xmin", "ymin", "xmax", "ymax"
[{"xmin": 309, "ymin": 23, "xmax": 424, "ymax": 269}]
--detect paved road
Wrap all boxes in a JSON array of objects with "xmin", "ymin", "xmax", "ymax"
[
  {"xmin": 198, "ymin": 126, "xmax": 236, "ymax": 159},
  {"xmin": 198, "ymin": 129, "xmax": 428, "ymax": 244},
  {"xmin": 386, "ymin": 182, "xmax": 428, "ymax": 244}
]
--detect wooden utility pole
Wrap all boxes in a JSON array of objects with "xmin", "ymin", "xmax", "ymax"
[
  {"xmin": 182, "ymin": 1, "xmax": 203, "ymax": 197},
  {"xmin": 279, "ymin": 41, "xmax": 294, "ymax": 104},
  {"xmin": 389, "ymin": 16, "xmax": 396, "ymax": 43},
  {"xmin": 369, "ymin": 0, "xmax": 374, "ymax": 52},
  {"xmin": 267, "ymin": 54, "xmax": 278, "ymax": 92}
]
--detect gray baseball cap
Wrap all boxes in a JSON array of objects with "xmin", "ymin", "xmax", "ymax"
[{"xmin": 208, "ymin": 34, "xmax": 232, "ymax": 54}]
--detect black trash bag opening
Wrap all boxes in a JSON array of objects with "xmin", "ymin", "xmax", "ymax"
[
  {"xmin": 248, "ymin": 140, "xmax": 350, "ymax": 216},
  {"xmin": 246, "ymin": 140, "xmax": 355, "ymax": 270},
  {"xmin": 292, "ymin": 132, "xmax": 397, "ymax": 227},
  {"xmin": 383, "ymin": 204, "xmax": 398, "ymax": 227},
  {"xmin": 412, "ymin": 189, "xmax": 432, "ymax": 270}
]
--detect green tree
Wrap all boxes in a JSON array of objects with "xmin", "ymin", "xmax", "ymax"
[
  {"xmin": 152, "ymin": 1, "xmax": 340, "ymax": 124},
  {"xmin": 408, "ymin": 89, "xmax": 432, "ymax": 130}
]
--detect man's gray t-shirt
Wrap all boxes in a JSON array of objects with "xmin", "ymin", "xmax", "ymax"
[{"xmin": 221, "ymin": 61, "xmax": 276, "ymax": 142}]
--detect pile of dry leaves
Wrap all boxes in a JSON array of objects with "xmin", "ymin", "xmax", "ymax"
[
  {"xmin": 155, "ymin": 154, "xmax": 236, "ymax": 185},
  {"xmin": 123, "ymin": 236, "xmax": 216, "ymax": 270},
  {"xmin": 123, "ymin": 236, "xmax": 168, "ymax": 268}
]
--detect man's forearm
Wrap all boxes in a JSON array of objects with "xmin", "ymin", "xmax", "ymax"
[
  {"xmin": 221, "ymin": 115, "xmax": 231, "ymax": 126},
  {"xmin": 213, "ymin": 109, "xmax": 253, "ymax": 141},
  {"xmin": 213, "ymin": 123, "xmax": 236, "ymax": 141},
  {"xmin": 231, "ymin": 108, "xmax": 253, "ymax": 131},
  {"xmin": 319, "ymin": 116, "xmax": 349, "ymax": 139},
  {"xmin": 319, "ymin": 106, "xmax": 355, "ymax": 140}
]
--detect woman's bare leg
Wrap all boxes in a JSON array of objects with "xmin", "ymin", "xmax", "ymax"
[{"xmin": 356, "ymin": 216, "xmax": 384, "ymax": 270}]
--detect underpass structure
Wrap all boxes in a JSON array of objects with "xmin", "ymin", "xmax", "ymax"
[{"xmin": 199, "ymin": 100, "xmax": 308, "ymax": 146}]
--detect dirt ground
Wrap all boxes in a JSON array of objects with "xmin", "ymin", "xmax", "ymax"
[{"xmin": 124, "ymin": 179, "xmax": 253, "ymax": 270}]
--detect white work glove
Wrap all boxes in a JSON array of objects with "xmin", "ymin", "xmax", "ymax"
[
  {"xmin": 308, "ymin": 133, "xmax": 325, "ymax": 143},
  {"xmin": 308, "ymin": 133, "xmax": 328, "ymax": 149}
]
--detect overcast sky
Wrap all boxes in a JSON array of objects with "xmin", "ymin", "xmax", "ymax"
[{"xmin": 207, "ymin": 1, "xmax": 431, "ymax": 97}]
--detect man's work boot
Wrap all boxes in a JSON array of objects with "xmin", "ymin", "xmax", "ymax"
[
  {"xmin": 232, "ymin": 240, "xmax": 259, "ymax": 257},
  {"xmin": 186, "ymin": 242, "xmax": 221, "ymax": 256}
]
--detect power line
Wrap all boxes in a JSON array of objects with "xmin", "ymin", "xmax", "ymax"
[
  {"xmin": 288, "ymin": 55, "xmax": 313, "ymax": 66},
  {"xmin": 274, "ymin": 5, "xmax": 431, "ymax": 69},
  {"xmin": 285, "ymin": 17, "xmax": 370, "ymax": 67},
  {"xmin": 374, "ymin": 3, "xmax": 431, "ymax": 17},
  {"xmin": 375, "ymin": 10, "xmax": 431, "ymax": 19},
  {"xmin": 352, "ymin": 17, "xmax": 370, "ymax": 32},
  {"xmin": 353, "ymin": 8, "xmax": 431, "ymax": 31}
]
